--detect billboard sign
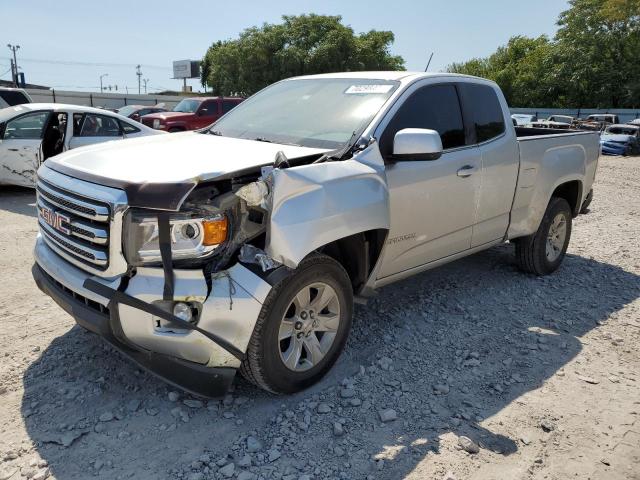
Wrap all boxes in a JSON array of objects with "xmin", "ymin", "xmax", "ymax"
[{"xmin": 172, "ymin": 60, "xmax": 200, "ymax": 79}]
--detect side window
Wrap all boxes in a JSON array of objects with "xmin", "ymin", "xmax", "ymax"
[
  {"xmin": 4, "ymin": 111, "xmax": 50, "ymax": 140},
  {"xmin": 379, "ymin": 85, "xmax": 465, "ymax": 157},
  {"xmin": 201, "ymin": 101, "xmax": 218, "ymax": 116},
  {"xmin": 459, "ymin": 84, "xmax": 505, "ymax": 143},
  {"xmin": 120, "ymin": 121, "xmax": 140, "ymax": 134},
  {"xmin": 222, "ymin": 100, "xmax": 238, "ymax": 114},
  {"xmin": 80, "ymin": 114, "xmax": 121, "ymax": 137}
]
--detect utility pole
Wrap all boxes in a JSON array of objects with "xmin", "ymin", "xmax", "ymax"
[
  {"xmin": 99, "ymin": 73, "xmax": 109, "ymax": 92},
  {"xmin": 7, "ymin": 44, "xmax": 20, "ymax": 87},
  {"xmin": 136, "ymin": 65, "xmax": 142, "ymax": 94},
  {"xmin": 143, "ymin": 78, "xmax": 149, "ymax": 94}
]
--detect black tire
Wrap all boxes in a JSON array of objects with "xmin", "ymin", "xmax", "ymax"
[
  {"xmin": 168, "ymin": 127, "xmax": 184, "ymax": 133},
  {"xmin": 240, "ymin": 254, "xmax": 353, "ymax": 394},
  {"xmin": 515, "ymin": 197, "xmax": 572, "ymax": 275}
]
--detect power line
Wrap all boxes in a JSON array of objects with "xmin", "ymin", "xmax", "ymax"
[{"xmin": 0, "ymin": 56, "xmax": 171, "ymax": 70}]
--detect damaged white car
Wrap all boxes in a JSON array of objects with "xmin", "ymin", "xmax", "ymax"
[
  {"xmin": 0, "ymin": 103, "xmax": 164, "ymax": 187},
  {"xmin": 32, "ymin": 72, "xmax": 600, "ymax": 396}
]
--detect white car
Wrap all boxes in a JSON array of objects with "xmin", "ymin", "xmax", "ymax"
[
  {"xmin": 0, "ymin": 103, "xmax": 165, "ymax": 187},
  {"xmin": 511, "ymin": 113, "xmax": 537, "ymax": 126}
]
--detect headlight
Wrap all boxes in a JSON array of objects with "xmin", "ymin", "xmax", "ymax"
[
  {"xmin": 124, "ymin": 209, "xmax": 228, "ymax": 266},
  {"xmin": 153, "ymin": 119, "xmax": 161, "ymax": 129}
]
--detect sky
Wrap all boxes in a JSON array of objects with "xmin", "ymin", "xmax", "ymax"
[{"xmin": 0, "ymin": 0, "xmax": 570, "ymax": 94}]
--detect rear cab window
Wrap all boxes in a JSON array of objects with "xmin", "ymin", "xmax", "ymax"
[{"xmin": 458, "ymin": 83, "xmax": 506, "ymax": 144}]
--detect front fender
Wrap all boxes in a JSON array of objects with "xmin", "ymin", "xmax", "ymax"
[{"xmin": 265, "ymin": 157, "xmax": 390, "ymax": 268}]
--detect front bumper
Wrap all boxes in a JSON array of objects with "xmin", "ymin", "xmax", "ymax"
[
  {"xmin": 33, "ymin": 236, "xmax": 272, "ymax": 397},
  {"xmin": 32, "ymin": 262, "xmax": 235, "ymax": 397}
]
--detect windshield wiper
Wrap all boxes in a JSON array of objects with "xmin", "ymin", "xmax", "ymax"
[
  {"xmin": 209, "ymin": 130, "xmax": 223, "ymax": 136},
  {"xmin": 254, "ymin": 137, "xmax": 302, "ymax": 147}
]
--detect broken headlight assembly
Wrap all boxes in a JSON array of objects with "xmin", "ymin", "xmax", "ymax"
[{"xmin": 123, "ymin": 209, "xmax": 228, "ymax": 266}]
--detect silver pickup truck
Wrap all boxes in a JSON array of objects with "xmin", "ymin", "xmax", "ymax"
[{"xmin": 32, "ymin": 72, "xmax": 599, "ymax": 397}]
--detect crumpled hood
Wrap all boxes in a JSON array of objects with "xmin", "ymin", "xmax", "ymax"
[{"xmin": 45, "ymin": 131, "xmax": 329, "ymax": 185}]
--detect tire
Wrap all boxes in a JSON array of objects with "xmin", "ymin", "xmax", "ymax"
[
  {"xmin": 168, "ymin": 127, "xmax": 184, "ymax": 133},
  {"xmin": 240, "ymin": 254, "xmax": 353, "ymax": 394},
  {"xmin": 515, "ymin": 197, "xmax": 572, "ymax": 275}
]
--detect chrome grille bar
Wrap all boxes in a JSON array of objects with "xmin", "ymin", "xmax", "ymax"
[
  {"xmin": 39, "ymin": 220, "xmax": 108, "ymax": 266},
  {"xmin": 36, "ymin": 175, "xmax": 112, "ymax": 271},
  {"xmin": 36, "ymin": 180, "xmax": 109, "ymax": 221},
  {"xmin": 36, "ymin": 196, "xmax": 108, "ymax": 245}
]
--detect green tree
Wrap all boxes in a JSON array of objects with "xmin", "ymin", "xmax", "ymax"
[
  {"xmin": 201, "ymin": 14, "xmax": 404, "ymax": 96},
  {"xmin": 447, "ymin": 0, "xmax": 640, "ymax": 108}
]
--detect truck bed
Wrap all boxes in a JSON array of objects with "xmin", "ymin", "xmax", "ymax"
[{"xmin": 507, "ymin": 126, "xmax": 600, "ymax": 240}]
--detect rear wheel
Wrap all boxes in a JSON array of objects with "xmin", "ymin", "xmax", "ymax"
[
  {"xmin": 240, "ymin": 255, "xmax": 353, "ymax": 394},
  {"xmin": 515, "ymin": 197, "xmax": 572, "ymax": 275}
]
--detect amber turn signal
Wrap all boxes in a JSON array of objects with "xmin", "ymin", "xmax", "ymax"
[{"xmin": 202, "ymin": 217, "xmax": 228, "ymax": 245}]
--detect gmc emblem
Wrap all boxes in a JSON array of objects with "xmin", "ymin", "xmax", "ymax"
[{"xmin": 40, "ymin": 205, "xmax": 70, "ymax": 235}]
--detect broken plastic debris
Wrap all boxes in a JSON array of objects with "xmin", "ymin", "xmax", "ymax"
[
  {"xmin": 235, "ymin": 181, "xmax": 269, "ymax": 206},
  {"xmin": 239, "ymin": 244, "xmax": 281, "ymax": 271}
]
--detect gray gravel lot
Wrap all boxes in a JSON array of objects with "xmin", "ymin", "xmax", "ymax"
[{"xmin": 0, "ymin": 156, "xmax": 638, "ymax": 480}]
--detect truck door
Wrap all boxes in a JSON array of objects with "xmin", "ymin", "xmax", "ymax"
[
  {"xmin": 0, "ymin": 110, "xmax": 50, "ymax": 187},
  {"xmin": 194, "ymin": 100, "xmax": 220, "ymax": 129},
  {"xmin": 457, "ymin": 83, "xmax": 519, "ymax": 247},
  {"xmin": 376, "ymin": 83, "xmax": 481, "ymax": 278}
]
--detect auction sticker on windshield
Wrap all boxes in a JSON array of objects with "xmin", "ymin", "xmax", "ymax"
[{"xmin": 345, "ymin": 84, "xmax": 394, "ymax": 94}]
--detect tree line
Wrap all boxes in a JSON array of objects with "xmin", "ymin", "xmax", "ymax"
[
  {"xmin": 448, "ymin": 0, "xmax": 640, "ymax": 108},
  {"xmin": 200, "ymin": 14, "xmax": 404, "ymax": 97}
]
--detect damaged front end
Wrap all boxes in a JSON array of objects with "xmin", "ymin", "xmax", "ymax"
[{"xmin": 35, "ymin": 138, "xmax": 390, "ymax": 397}]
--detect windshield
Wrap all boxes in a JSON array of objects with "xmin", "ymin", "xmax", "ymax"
[
  {"xmin": 173, "ymin": 99, "xmax": 201, "ymax": 113},
  {"xmin": 607, "ymin": 127, "xmax": 635, "ymax": 135},
  {"xmin": 209, "ymin": 78, "xmax": 399, "ymax": 149},
  {"xmin": 116, "ymin": 105, "xmax": 138, "ymax": 117}
]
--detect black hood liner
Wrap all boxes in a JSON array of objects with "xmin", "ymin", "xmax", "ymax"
[{"xmin": 46, "ymin": 161, "xmax": 196, "ymax": 211}]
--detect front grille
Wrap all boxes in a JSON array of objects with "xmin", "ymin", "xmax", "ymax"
[{"xmin": 37, "ymin": 178, "xmax": 111, "ymax": 271}]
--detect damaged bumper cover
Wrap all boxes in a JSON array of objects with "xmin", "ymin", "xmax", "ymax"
[{"xmin": 32, "ymin": 235, "xmax": 271, "ymax": 397}]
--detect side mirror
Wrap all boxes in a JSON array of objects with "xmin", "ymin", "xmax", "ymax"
[
  {"xmin": 131, "ymin": 113, "xmax": 140, "ymax": 121},
  {"xmin": 392, "ymin": 128, "xmax": 443, "ymax": 161},
  {"xmin": 198, "ymin": 108, "xmax": 208, "ymax": 116}
]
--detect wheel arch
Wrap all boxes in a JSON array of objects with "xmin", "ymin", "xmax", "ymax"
[
  {"xmin": 316, "ymin": 229, "xmax": 388, "ymax": 294},
  {"xmin": 551, "ymin": 179, "xmax": 583, "ymax": 217}
]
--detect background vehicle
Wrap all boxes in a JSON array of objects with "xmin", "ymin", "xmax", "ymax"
[
  {"xmin": 141, "ymin": 97, "xmax": 243, "ymax": 132},
  {"xmin": 32, "ymin": 72, "xmax": 599, "ymax": 397},
  {"xmin": 0, "ymin": 87, "xmax": 32, "ymax": 108},
  {"xmin": 116, "ymin": 104, "xmax": 168, "ymax": 122},
  {"xmin": 587, "ymin": 114, "xmax": 619, "ymax": 125},
  {"xmin": 600, "ymin": 124, "xmax": 640, "ymax": 156},
  {"xmin": 531, "ymin": 115, "xmax": 574, "ymax": 129},
  {"xmin": 511, "ymin": 113, "xmax": 537, "ymax": 126},
  {"xmin": 0, "ymin": 103, "xmax": 165, "ymax": 187},
  {"xmin": 627, "ymin": 118, "xmax": 640, "ymax": 126}
]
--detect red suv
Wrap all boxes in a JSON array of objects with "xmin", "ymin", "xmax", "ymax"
[{"xmin": 142, "ymin": 97, "xmax": 243, "ymax": 132}]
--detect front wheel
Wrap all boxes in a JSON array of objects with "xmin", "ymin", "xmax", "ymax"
[
  {"xmin": 515, "ymin": 197, "xmax": 572, "ymax": 275},
  {"xmin": 240, "ymin": 254, "xmax": 353, "ymax": 394}
]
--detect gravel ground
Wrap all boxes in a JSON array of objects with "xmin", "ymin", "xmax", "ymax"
[{"xmin": 0, "ymin": 155, "xmax": 639, "ymax": 480}]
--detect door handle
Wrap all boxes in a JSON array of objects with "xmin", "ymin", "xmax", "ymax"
[
  {"xmin": 8, "ymin": 148, "xmax": 19, "ymax": 151},
  {"xmin": 457, "ymin": 165, "xmax": 477, "ymax": 177}
]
